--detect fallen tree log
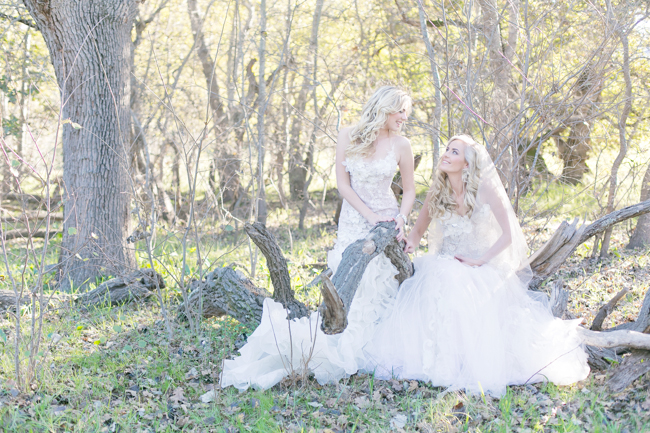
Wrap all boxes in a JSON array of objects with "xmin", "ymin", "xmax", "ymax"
[
  {"xmin": 177, "ymin": 223, "xmax": 304, "ymax": 326},
  {"xmin": 0, "ymin": 289, "xmax": 68, "ymax": 312},
  {"xmin": 1, "ymin": 269, "xmax": 161, "ymax": 312},
  {"xmin": 0, "ymin": 209, "xmax": 63, "ymax": 222},
  {"xmin": 529, "ymin": 199, "xmax": 650, "ymax": 288},
  {"xmin": 178, "ymin": 267, "xmax": 271, "ymax": 325},
  {"xmin": 2, "ymin": 229, "xmax": 61, "ymax": 241},
  {"xmin": 607, "ymin": 350, "xmax": 650, "ymax": 392},
  {"xmin": 319, "ymin": 221, "xmax": 412, "ymax": 335},
  {"xmin": 76, "ymin": 269, "xmax": 164, "ymax": 307}
]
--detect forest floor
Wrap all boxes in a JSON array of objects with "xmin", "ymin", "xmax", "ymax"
[{"xmin": 1, "ymin": 197, "xmax": 650, "ymax": 432}]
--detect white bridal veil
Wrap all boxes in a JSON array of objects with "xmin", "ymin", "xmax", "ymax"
[{"xmin": 427, "ymin": 143, "xmax": 534, "ymax": 288}]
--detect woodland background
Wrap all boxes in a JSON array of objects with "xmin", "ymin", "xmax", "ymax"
[{"xmin": 1, "ymin": 0, "xmax": 650, "ymax": 431}]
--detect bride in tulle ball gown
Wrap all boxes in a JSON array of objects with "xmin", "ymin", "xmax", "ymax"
[
  {"xmin": 365, "ymin": 135, "xmax": 590, "ymax": 396},
  {"xmin": 220, "ymin": 86, "xmax": 416, "ymax": 390}
]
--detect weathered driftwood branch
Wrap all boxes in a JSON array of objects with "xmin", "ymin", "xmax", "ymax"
[
  {"xmin": 178, "ymin": 267, "xmax": 271, "ymax": 325},
  {"xmin": 76, "ymin": 268, "xmax": 164, "ymax": 307},
  {"xmin": 578, "ymin": 328, "xmax": 650, "ymax": 351},
  {"xmin": 244, "ymin": 222, "xmax": 309, "ymax": 320},
  {"xmin": 319, "ymin": 221, "xmax": 413, "ymax": 335},
  {"xmin": 318, "ymin": 272, "xmax": 347, "ymax": 334},
  {"xmin": 529, "ymin": 199, "xmax": 650, "ymax": 288},
  {"xmin": 590, "ymin": 286, "xmax": 630, "ymax": 331},
  {"xmin": 549, "ymin": 280, "xmax": 572, "ymax": 319}
]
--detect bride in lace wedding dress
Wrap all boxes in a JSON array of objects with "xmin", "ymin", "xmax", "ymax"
[
  {"xmin": 365, "ymin": 135, "xmax": 590, "ymax": 396},
  {"xmin": 220, "ymin": 86, "xmax": 416, "ymax": 390}
]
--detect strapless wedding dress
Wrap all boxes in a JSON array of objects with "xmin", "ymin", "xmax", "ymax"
[
  {"xmin": 220, "ymin": 147, "xmax": 401, "ymax": 390},
  {"xmin": 364, "ymin": 204, "xmax": 590, "ymax": 396}
]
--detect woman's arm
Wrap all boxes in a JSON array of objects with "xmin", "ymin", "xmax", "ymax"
[
  {"xmin": 394, "ymin": 137, "xmax": 415, "ymax": 240},
  {"xmin": 336, "ymin": 128, "xmax": 392, "ymax": 225},
  {"xmin": 403, "ymin": 191, "xmax": 434, "ymax": 253}
]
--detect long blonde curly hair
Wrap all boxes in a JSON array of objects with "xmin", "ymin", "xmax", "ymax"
[
  {"xmin": 428, "ymin": 135, "xmax": 483, "ymax": 219},
  {"xmin": 347, "ymin": 86, "xmax": 412, "ymax": 159}
]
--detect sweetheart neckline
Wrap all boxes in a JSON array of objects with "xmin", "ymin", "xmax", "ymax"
[{"xmin": 346, "ymin": 147, "xmax": 397, "ymax": 166}]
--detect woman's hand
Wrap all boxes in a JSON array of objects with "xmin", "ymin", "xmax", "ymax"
[
  {"xmin": 403, "ymin": 232, "xmax": 421, "ymax": 253},
  {"xmin": 366, "ymin": 213, "xmax": 394, "ymax": 226},
  {"xmin": 403, "ymin": 238, "xmax": 417, "ymax": 253},
  {"xmin": 394, "ymin": 216, "xmax": 406, "ymax": 241},
  {"xmin": 454, "ymin": 255, "xmax": 486, "ymax": 268}
]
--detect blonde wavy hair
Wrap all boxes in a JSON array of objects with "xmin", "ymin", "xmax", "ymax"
[
  {"xmin": 347, "ymin": 86, "xmax": 412, "ymax": 159},
  {"xmin": 428, "ymin": 135, "xmax": 483, "ymax": 219}
]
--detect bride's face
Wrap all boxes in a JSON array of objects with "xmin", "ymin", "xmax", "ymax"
[
  {"xmin": 384, "ymin": 109, "xmax": 408, "ymax": 132},
  {"xmin": 439, "ymin": 140, "xmax": 468, "ymax": 174}
]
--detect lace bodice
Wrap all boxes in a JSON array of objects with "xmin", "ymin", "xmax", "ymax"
[
  {"xmin": 428, "ymin": 203, "xmax": 498, "ymax": 260},
  {"xmin": 330, "ymin": 148, "xmax": 399, "ymax": 267}
]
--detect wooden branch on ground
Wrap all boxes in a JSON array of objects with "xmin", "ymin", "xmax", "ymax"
[
  {"xmin": 2, "ymin": 229, "xmax": 61, "ymax": 241},
  {"xmin": 0, "ymin": 289, "xmax": 68, "ymax": 312},
  {"xmin": 591, "ymin": 286, "xmax": 630, "ymax": 331},
  {"xmin": 76, "ymin": 269, "xmax": 164, "ymax": 308},
  {"xmin": 1, "ymin": 269, "xmax": 161, "ymax": 312},
  {"xmin": 529, "ymin": 199, "xmax": 650, "ymax": 288},
  {"xmin": 548, "ymin": 280, "xmax": 620, "ymax": 368},
  {"xmin": 0, "ymin": 211, "xmax": 63, "ymax": 222},
  {"xmin": 319, "ymin": 221, "xmax": 413, "ymax": 335},
  {"xmin": 578, "ymin": 328, "xmax": 650, "ymax": 351},
  {"xmin": 178, "ymin": 267, "xmax": 271, "ymax": 326},
  {"xmin": 609, "ymin": 287, "xmax": 650, "ymax": 333},
  {"xmin": 608, "ymin": 350, "xmax": 650, "ymax": 392},
  {"xmin": 244, "ymin": 222, "xmax": 309, "ymax": 320}
]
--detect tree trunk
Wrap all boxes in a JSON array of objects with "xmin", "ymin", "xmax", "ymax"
[
  {"xmin": 600, "ymin": 26, "xmax": 632, "ymax": 258},
  {"xmin": 476, "ymin": 0, "xmax": 518, "ymax": 157},
  {"xmin": 416, "ymin": 1, "xmax": 442, "ymax": 174},
  {"xmin": 187, "ymin": 0, "xmax": 241, "ymax": 204},
  {"xmin": 255, "ymin": 0, "xmax": 268, "ymax": 225},
  {"xmin": 287, "ymin": 0, "xmax": 324, "ymax": 200},
  {"xmin": 627, "ymin": 161, "xmax": 650, "ymax": 249},
  {"xmin": 23, "ymin": 0, "xmax": 137, "ymax": 290}
]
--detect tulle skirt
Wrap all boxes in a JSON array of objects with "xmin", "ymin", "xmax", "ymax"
[
  {"xmin": 220, "ymin": 254, "xmax": 399, "ymax": 390},
  {"xmin": 364, "ymin": 256, "xmax": 590, "ymax": 396}
]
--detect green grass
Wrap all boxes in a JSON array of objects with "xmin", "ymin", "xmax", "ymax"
[{"xmin": 1, "ymin": 196, "xmax": 650, "ymax": 432}]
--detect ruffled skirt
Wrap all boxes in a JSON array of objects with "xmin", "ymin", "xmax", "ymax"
[
  {"xmin": 220, "ymin": 254, "xmax": 399, "ymax": 390},
  {"xmin": 364, "ymin": 256, "xmax": 590, "ymax": 396}
]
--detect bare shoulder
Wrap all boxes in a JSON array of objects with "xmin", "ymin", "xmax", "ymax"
[
  {"xmin": 337, "ymin": 126, "xmax": 354, "ymax": 148},
  {"xmin": 338, "ymin": 126, "xmax": 354, "ymax": 138},
  {"xmin": 393, "ymin": 135, "xmax": 413, "ymax": 152}
]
